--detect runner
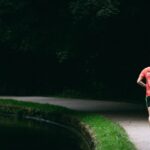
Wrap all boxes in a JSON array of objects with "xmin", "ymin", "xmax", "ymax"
[{"xmin": 137, "ymin": 66, "xmax": 150, "ymax": 124}]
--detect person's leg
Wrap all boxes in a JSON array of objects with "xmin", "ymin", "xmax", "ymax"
[
  {"xmin": 146, "ymin": 96, "xmax": 150, "ymax": 124},
  {"xmin": 148, "ymin": 107, "xmax": 150, "ymax": 124}
]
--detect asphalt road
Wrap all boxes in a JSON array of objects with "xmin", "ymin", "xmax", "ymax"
[{"xmin": 0, "ymin": 96, "xmax": 148, "ymax": 150}]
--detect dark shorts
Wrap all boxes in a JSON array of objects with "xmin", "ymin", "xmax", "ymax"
[{"xmin": 145, "ymin": 96, "xmax": 150, "ymax": 107}]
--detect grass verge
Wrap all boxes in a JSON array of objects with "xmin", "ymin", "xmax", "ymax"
[{"xmin": 0, "ymin": 99, "xmax": 136, "ymax": 150}]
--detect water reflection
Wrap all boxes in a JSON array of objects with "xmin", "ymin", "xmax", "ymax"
[{"xmin": 0, "ymin": 114, "xmax": 84, "ymax": 150}]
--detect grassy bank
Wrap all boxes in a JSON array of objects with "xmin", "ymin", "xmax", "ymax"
[{"xmin": 0, "ymin": 99, "xmax": 136, "ymax": 150}]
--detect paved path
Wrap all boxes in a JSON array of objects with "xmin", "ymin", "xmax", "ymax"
[{"xmin": 0, "ymin": 96, "xmax": 148, "ymax": 150}]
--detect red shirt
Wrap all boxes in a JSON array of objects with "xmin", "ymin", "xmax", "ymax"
[{"xmin": 138, "ymin": 67, "xmax": 150, "ymax": 96}]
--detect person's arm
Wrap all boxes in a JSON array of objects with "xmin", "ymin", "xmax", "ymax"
[{"xmin": 137, "ymin": 76, "xmax": 146, "ymax": 88}]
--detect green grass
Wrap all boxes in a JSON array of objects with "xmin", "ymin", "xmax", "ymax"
[
  {"xmin": 0, "ymin": 99, "xmax": 136, "ymax": 150},
  {"xmin": 77, "ymin": 114, "xmax": 136, "ymax": 150}
]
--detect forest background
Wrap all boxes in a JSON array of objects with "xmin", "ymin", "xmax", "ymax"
[{"xmin": 0, "ymin": 0, "xmax": 149, "ymax": 103}]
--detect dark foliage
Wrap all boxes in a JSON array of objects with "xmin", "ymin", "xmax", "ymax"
[{"xmin": 0, "ymin": 0, "xmax": 149, "ymax": 102}]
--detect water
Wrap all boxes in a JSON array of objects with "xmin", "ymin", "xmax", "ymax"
[{"xmin": 0, "ymin": 115, "xmax": 87, "ymax": 150}]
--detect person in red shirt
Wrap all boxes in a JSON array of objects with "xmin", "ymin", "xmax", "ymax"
[{"xmin": 137, "ymin": 66, "xmax": 150, "ymax": 124}]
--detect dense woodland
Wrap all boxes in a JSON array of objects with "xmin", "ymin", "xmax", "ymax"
[{"xmin": 0, "ymin": 0, "xmax": 149, "ymax": 102}]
